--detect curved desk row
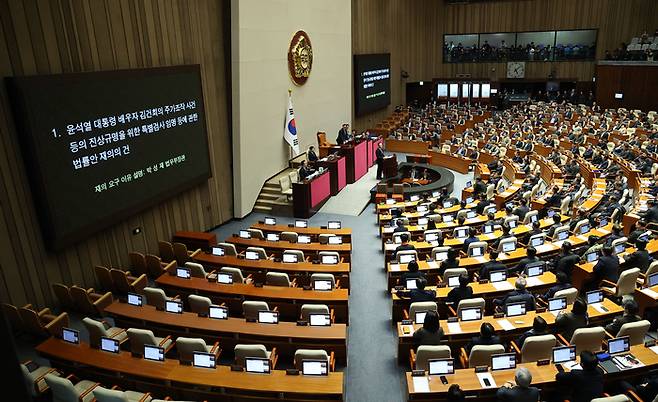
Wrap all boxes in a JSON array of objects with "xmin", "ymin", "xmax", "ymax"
[
  {"xmin": 105, "ymin": 302, "xmax": 348, "ymax": 365},
  {"xmin": 37, "ymin": 338, "xmax": 344, "ymax": 401},
  {"xmin": 226, "ymin": 236, "xmax": 352, "ymax": 262}
]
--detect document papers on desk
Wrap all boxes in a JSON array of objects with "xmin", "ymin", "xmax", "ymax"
[
  {"xmin": 492, "ymin": 281, "xmax": 514, "ymax": 291},
  {"xmin": 477, "ymin": 372, "xmax": 497, "ymax": 389},
  {"xmin": 412, "ymin": 376, "xmax": 430, "ymax": 393},
  {"xmin": 649, "ymin": 346, "xmax": 658, "ymax": 356},
  {"xmin": 564, "ymin": 361, "xmax": 582, "ymax": 371},
  {"xmin": 641, "ymin": 288, "xmax": 658, "ymax": 299},
  {"xmin": 390, "ymin": 264, "xmax": 400, "ymax": 271},
  {"xmin": 497, "ymin": 319, "xmax": 516, "ymax": 331},
  {"xmin": 526, "ymin": 276, "xmax": 544, "ymax": 287},
  {"xmin": 591, "ymin": 303, "xmax": 608, "ymax": 314},
  {"xmin": 427, "ymin": 261, "xmax": 440, "ymax": 269},
  {"xmin": 447, "ymin": 322, "xmax": 462, "ymax": 333}
]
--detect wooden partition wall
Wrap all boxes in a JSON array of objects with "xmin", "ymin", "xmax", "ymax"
[
  {"xmin": 596, "ymin": 63, "xmax": 658, "ymax": 111},
  {"xmin": 0, "ymin": 0, "xmax": 233, "ymax": 307}
]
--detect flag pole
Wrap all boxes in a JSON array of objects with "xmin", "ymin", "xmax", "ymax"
[{"xmin": 288, "ymin": 89, "xmax": 293, "ymax": 164}]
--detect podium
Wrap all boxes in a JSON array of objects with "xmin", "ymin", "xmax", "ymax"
[
  {"xmin": 341, "ymin": 139, "xmax": 369, "ymax": 183},
  {"xmin": 293, "ymin": 170, "xmax": 331, "ymax": 218},
  {"xmin": 383, "ymin": 155, "xmax": 398, "ymax": 178},
  {"xmin": 316, "ymin": 155, "xmax": 347, "ymax": 196}
]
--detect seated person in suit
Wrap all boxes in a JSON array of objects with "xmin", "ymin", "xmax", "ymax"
[
  {"xmin": 578, "ymin": 235, "xmax": 602, "ymax": 261},
  {"xmin": 412, "ymin": 310, "xmax": 443, "ymax": 348},
  {"xmin": 628, "ymin": 220, "xmax": 649, "ymax": 245},
  {"xmin": 552, "ymin": 241, "xmax": 579, "ymax": 277},
  {"xmin": 475, "ymin": 193, "xmax": 490, "ymax": 215},
  {"xmin": 515, "ymin": 316, "xmax": 548, "ymax": 348},
  {"xmin": 494, "ymin": 277, "xmax": 536, "ymax": 311},
  {"xmin": 492, "ymin": 224, "xmax": 514, "ymax": 251},
  {"xmin": 619, "ymin": 374, "xmax": 658, "ymax": 402},
  {"xmin": 462, "ymin": 227, "xmax": 479, "ymax": 253},
  {"xmin": 446, "ymin": 274, "xmax": 473, "ymax": 305},
  {"xmin": 466, "ymin": 322, "xmax": 501, "ymax": 352},
  {"xmin": 485, "ymin": 211, "xmax": 503, "ymax": 227},
  {"xmin": 605, "ymin": 299, "xmax": 642, "ymax": 336},
  {"xmin": 439, "ymin": 248, "xmax": 460, "ymax": 275},
  {"xmin": 604, "ymin": 224, "xmax": 624, "ymax": 247},
  {"xmin": 394, "ymin": 233, "xmax": 416, "ymax": 259},
  {"xmin": 496, "ymin": 367, "xmax": 540, "ymax": 402},
  {"xmin": 555, "ymin": 297, "xmax": 589, "ymax": 341},
  {"xmin": 479, "ymin": 251, "xmax": 506, "ymax": 280},
  {"xmin": 396, "ymin": 277, "xmax": 436, "ymax": 303},
  {"xmin": 298, "ymin": 160, "xmax": 315, "ymax": 180},
  {"xmin": 307, "ymin": 145, "xmax": 318, "ymax": 163},
  {"xmin": 555, "ymin": 351, "xmax": 604, "ymax": 402},
  {"xmin": 624, "ymin": 238, "xmax": 652, "ymax": 273},
  {"xmin": 543, "ymin": 271, "xmax": 572, "ymax": 300},
  {"xmin": 393, "ymin": 219, "xmax": 408, "ymax": 233},
  {"xmin": 641, "ymin": 199, "xmax": 658, "ymax": 223},
  {"xmin": 473, "ymin": 177, "xmax": 487, "ymax": 195},
  {"xmin": 590, "ymin": 245, "xmax": 619, "ymax": 288},
  {"xmin": 509, "ymin": 246, "xmax": 539, "ymax": 276},
  {"xmin": 400, "ymin": 260, "xmax": 426, "ymax": 286},
  {"xmin": 546, "ymin": 213, "xmax": 563, "ymax": 238}
]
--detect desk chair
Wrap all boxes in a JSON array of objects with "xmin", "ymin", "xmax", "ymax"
[
  {"xmin": 300, "ymin": 304, "xmax": 334, "ymax": 322},
  {"xmin": 558, "ymin": 327, "xmax": 606, "ymax": 354},
  {"xmin": 552, "ymin": 225, "xmax": 570, "ymax": 241},
  {"xmin": 527, "ymin": 233, "xmax": 546, "ymax": 247},
  {"xmin": 486, "ymin": 184, "xmax": 495, "ymax": 200},
  {"xmin": 404, "ymin": 301, "xmax": 438, "ymax": 321},
  {"xmin": 392, "ymin": 232, "xmax": 412, "ymax": 244},
  {"xmin": 289, "ymin": 170, "xmax": 299, "ymax": 184},
  {"xmin": 497, "ymin": 237, "xmax": 518, "ymax": 253},
  {"xmin": 424, "ymin": 229, "xmax": 442, "ymax": 240},
  {"xmin": 431, "ymin": 246, "xmax": 450, "ymax": 261},
  {"xmin": 183, "ymin": 262, "xmax": 208, "ymax": 278},
  {"xmin": 503, "ymin": 215, "xmax": 519, "ymax": 228},
  {"xmin": 294, "ymin": 349, "xmax": 335, "ymax": 371},
  {"xmin": 2, "ymin": 302, "xmax": 28, "ymax": 334},
  {"xmin": 145, "ymin": 254, "xmax": 171, "ymax": 278},
  {"xmin": 512, "ymin": 334, "xmax": 556, "ymax": 363},
  {"xmin": 246, "ymin": 246, "xmax": 268, "ymax": 260},
  {"xmin": 375, "ymin": 183, "xmax": 388, "ymax": 204},
  {"xmin": 234, "ymin": 344, "xmax": 278, "ymax": 369},
  {"xmin": 94, "ymin": 266, "xmax": 116, "ymax": 292},
  {"xmin": 266, "ymin": 272, "xmax": 294, "ymax": 287},
  {"xmin": 318, "ymin": 251, "xmax": 341, "ymax": 263},
  {"xmin": 459, "ymin": 344, "xmax": 505, "ymax": 368},
  {"xmin": 188, "ymin": 295, "xmax": 212, "ymax": 315},
  {"xmin": 52, "ymin": 283, "xmax": 76, "ymax": 311},
  {"xmin": 110, "ymin": 269, "xmax": 147, "ymax": 294},
  {"xmin": 82, "ymin": 317, "xmax": 127, "ymax": 349},
  {"xmin": 640, "ymin": 261, "xmax": 658, "ymax": 285},
  {"xmin": 242, "ymin": 301, "xmax": 271, "ymax": 320},
  {"xmin": 279, "ymin": 176, "xmax": 293, "ymax": 200},
  {"xmin": 467, "ymin": 241, "xmax": 487, "ymax": 257},
  {"xmin": 410, "ymin": 345, "xmax": 451, "ymax": 371},
  {"xmin": 572, "ymin": 219, "xmax": 590, "ymax": 235},
  {"xmin": 450, "ymin": 297, "xmax": 485, "ymax": 318},
  {"xmin": 247, "ymin": 229, "xmax": 265, "ymax": 240},
  {"xmin": 21, "ymin": 361, "xmax": 59, "ymax": 398},
  {"xmin": 554, "ymin": 287, "xmax": 579, "ymax": 304},
  {"xmin": 126, "ymin": 328, "xmax": 174, "ymax": 357},
  {"xmin": 158, "ymin": 241, "xmax": 176, "ymax": 263},
  {"xmin": 601, "ymin": 268, "xmax": 641, "ymax": 302},
  {"xmin": 617, "ymin": 320, "xmax": 651, "ymax": 345},
  {"xmin": 310, "ymin": 273, "xmax": 338, "ymax": 288},
  {"xmin": 19, "ymin": 306, "xmax": 69, "ymax": 338},
  {"xmin": 283, "ymin": 250, "xmax": 305, "ymax": 262},
  {"xmin": 173, "ymin": 242, "xmax": 201, "ymax": 266},
  {"xmin": 143, "ymin": 287, "xmax": 179, "ymax": 311},
  {"xmin": 452, "ymin": 226, "xmax": 469, "ymax": 239},
  {"xmin": 45, "ymin": 373, "xmax": 99, "ymax": 402},
  {"xmin": 92, "ymin": 386, "xmax": 152, "ymax": 402},
  {"xmin": 560, "ymin": 196, "xmax": 572, "ymax": 216},
  {"xmin": 523, "ymin": 210, "xmax": 538, "ymax": 225},
  {"xmin": 218, "ymin": 242, "xmax": 238, "ymax": 257},
  {"xmin": 176, "ymin": 336, "xmax": 221, "ymax": 365},
  {"xmin": 220, "ymin": 267, "xmax": 248, "ymax": 283},
  {"xmin": 280, "ymin": 232, "xmax": 299, "ymax": 243},
  {"xmin": 70, "ymin": 286, "xmax": 113, "ymax": 317},
  {"xmin": 442, "ymin": 268, "xmax": 467, "ymax": 284},
  {"xmin": 396, "ymin": 250, "xmax": 418, "ymax": 264},
  {"xmin": 318, "ymin": 234, "xmax": 333, "ymax": 244},
  {"xmin": 392, "ymin": 184, "xmax": 404, "ymax": 202},
  {"xmin": 128, "ymin": 252, "xmax": 148, "ymax": 277}
]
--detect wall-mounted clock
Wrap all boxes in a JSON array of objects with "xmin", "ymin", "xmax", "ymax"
[{"xmin": 506, "ymin": 61, "xmax": 526, "ymax": 79}]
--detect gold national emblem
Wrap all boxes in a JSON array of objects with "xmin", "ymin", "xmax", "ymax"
[{"xmin": 288, "ymin": 30, "xmax": 313, "ymax": 86}]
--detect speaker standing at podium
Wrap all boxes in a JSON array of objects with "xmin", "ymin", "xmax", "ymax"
[
  {"xmin": 376, "ymin": 142, "xmax": 385, "ymax": 179},
  {"xmin": 336, "ymin": 123, "xmax": 350, "ymax": 145}
]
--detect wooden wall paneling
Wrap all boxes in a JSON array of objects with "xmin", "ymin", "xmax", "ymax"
[{"xmin": 0, "ymin": 0, "xmax": 233, "ymax": 307}]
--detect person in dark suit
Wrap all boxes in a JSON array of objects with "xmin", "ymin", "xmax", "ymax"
[
  {"xmin": 555, "ymin": 351, "xmax": 604, "ymax": 402},
  {"xmin": 496, "ymin": 367, "xmax": 540, "ymax": 402},
  {"xmin": 462, "ymin": 227, "xmax": 479, "ymax": 253},
  {"xmin": 475, "ymin": 194, "xmax": 490, "ymax": 215},
  {"xmin": 590, "ymin": 245, "xmax": 620, "ymax": 288},
  {"xmin": 553, "ymin": 241, "xmax": 580, "ymax": 278},
  {"xmin": 466, "ymin": 322, "xmax": 501, "ymax": 352},
  {"xmin": 515, "ymin": 316, "xmax": 548, "ymax": 348},
  {"xmin": 543, "ymin": 271, "xmax": 571, "ymax": 300},
  {"xmin": 400, "ymin": 260, "xmax": 426, "ymax": 286},
  {"xmin": 336, "ymin": 123, "xmax": 350, "ymax": 145},
  {"xmin": 473, "ymin": 177, "xmax": 487, "ymax": 196},
  {"xmin": 479, "ymin": 251, "xmax": 507, "ymax": 280},
  {"xmin": 494, "ymin": 277, "xmax": 536, "ymax": 311},
  {"xmin": 510, "ymin": 246, "xmax": 539, "ymax": 276},
  {"xmin": 512, "ymin": 198, "xmax": 530, "ymax": 221},
  {"xmin": 394, "ymin": 233, "xmax": 416, "ymax": 258},
  {"xmin": 446, "ymin": 384, "xmax": 466, "ymax": 402},
  {"xmin": 375, "ymin": 142, "xmax": 385, "ymax": 180},
  {"xmin": 307, "ymin": 145, "xmax": 318, "ymax": 163},
  {"xmin": 641, "ymin": 199, "xmax": 658, "ymax": 223},
  {"xmin": 439, "ymin": 248, "xmax": 460, "ymax": 275},
  {"xmin": 446, "ymin": 274, "xmax": 473, "ymax": 305},
  {"xmin": 393, "ymin": 219, "xmax": 408, "ymax": 233},
  {"xmin": 605, "ymin": 299, "xmax": 642, "ymax": 336},
  {"xmin": 629, "ymin": 220, "xmax": 649, "ymax": 245},
  {"xmin": 546, "ymin": 213, "xmax": 563, "ymax": 238},
  {"xmin": 604, "ymin": 224, "xmax": 624, "ymax": 247},
  {"xmin": 624, "ymin": 239, "xmax": 652, "ymax": 273},
  {"xmin": 298, "ymin": 160, "xmax": 315, "ymax": 180},
  {"xmin": 396, "ymin": 277, "xmax": 436, "ymax": 303},
  {"xmin": 492, "ymin": 224, "xmax": 514, "ymax": 251},
  {"xmin": 412, "ymin": 310, "xmax": 443, "ymax": 348},
  {"xmin": 555, "ymin": 297, "xmax": 589, "ymax": 341}
]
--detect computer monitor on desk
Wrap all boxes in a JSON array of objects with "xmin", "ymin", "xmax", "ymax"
[
  {"xmin": 309, "ymin": 313, "xmax": 331, "ymax": 326},
  {"xmin": 552, "ymin": 346, "xmax": 576, "ymax": 363},
  {"xmin": 193, "ymin": 352, "xmax": 216, "ymax": 368},
  {"xmin": 144, "ymin": 345, "xmax": 165, "ymax": 362},
  {"xmin": 490, "ymin": 270, "xmax": 507, "ymax": 283},
  {"xmin": 548, "ymin": 297, "xmax": 567, "ymax": 312},
  {"xmin": 295, "ymin": 220, "xmax": 308, "ymax": 228},
  {"xmin": 491, "ymin": 353, "xmax": 517, "ymax": 371},
  {"xmin": 302, "ymin": 360, "xmax": 329, "ymax": 376},
  {"xmin": 211, "ymin": 246, "xmax": 225, "ymax": 256},
  {"xmin": 264, "ymin": 217, "xmax": 276, "ymax": 225},
  {"xmin": 608, "ymin": 336, "xmax": 630, "ymax": 355},
  {"xmin": 209, "ymin": 305, "xmax": 228, "ymax": 319},
  {"xmin": 428, "ymin": 358, "xmax": 454, "ymax": 375},
  {"xmin": 459, "ymin": 307, "xmax": 482, "ymax": 322},
  {"xmin": 245, "ymin": 357, "xmax": 271, "ymax": 374},
  {"xmin": 127, "ymin": 292, "xmax": 143, "ymax": 306},
  {"xmin": 505, "ymin": 302, "xmax": 526, "ymax": 317},
  {"xmin": 586, "ymin": 290, "xmax": 603, "ymax": 304}
]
